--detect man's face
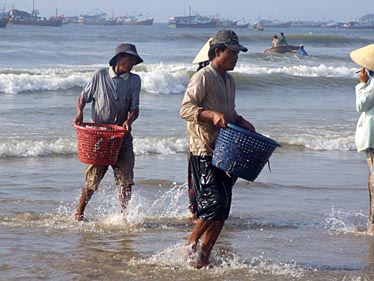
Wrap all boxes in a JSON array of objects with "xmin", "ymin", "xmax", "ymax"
[
  {"xmin": 114, "ymin": 55, "xmax": 137, "ymax": 75},
  {"xmin": 215, "ymin": 48, "xmax": 239, "ymax": 72}
]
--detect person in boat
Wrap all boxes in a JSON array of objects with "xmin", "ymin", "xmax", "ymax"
[
  {"xmin": 350, "ymin": 44, "xmax": 374, "ymax": 233},
  {"xmin": 279, "ymin": 32, "xmax": 288, "ymax": 46},
  {"xmin": 272, "ymin": 35, "xmax": 281, "ymax": 48},
  {"xmin": 73, "ymin": 43, "xmax": 143, "ymax": 221},
  {"xmin": 180, "ymin": 29, "xmax": 255, "ymax": 268}
]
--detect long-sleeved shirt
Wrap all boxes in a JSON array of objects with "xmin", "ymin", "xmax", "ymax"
[
  {"xmin": 180, "ymin": 64, "xmax": 241, "ymax": 156},
  {"xmin": 355, "ymin": 78, "xmax": 374, "ymax": 152}
]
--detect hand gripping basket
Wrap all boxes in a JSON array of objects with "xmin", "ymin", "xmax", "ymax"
[
  {"xmin": 212, "ymin": 123, "xmax": 281, "ymax": 181},
  {"xmin": 73, "ymin": 122, "xmax": 127, "ymax": 166}
]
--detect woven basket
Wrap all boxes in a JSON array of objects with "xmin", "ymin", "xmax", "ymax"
[
  {"xmin": 212, "ymin": 123, "xmax": 280, "ymax": 181},
  {"xmin": 73, "ymin": 122, "xmax": 127, "ymax": 166}
]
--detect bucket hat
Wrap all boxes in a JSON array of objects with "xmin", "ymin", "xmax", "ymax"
[
  {"xmin": 209, "ymin": 30, "xmax": 248, "ymax": 52},
  {"xmin": 192, "ymin": 37, "xmax": 212, "ymax": 64},
  {"xmin": 109, "ymin": 43, "xmax": 143, "ymax": 66},
  {"xmin": 350, "ymin": 44, "xmax": 374, "ymax": 71}
]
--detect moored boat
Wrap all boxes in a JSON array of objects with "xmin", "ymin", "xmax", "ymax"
[
  {"xmin": 123, "ymin": 17, "xmax": 153, "ymax": 26},
  {"xmin": 168, "ymin": 6, "xmax": 217, "ymax": 28},
  {"xmin": 253, "ymin": 22, "xmax": 264, "ymax": 31},
  {"xmin": 216, "ymin": 19, "xmax": 249, "ymax": 28},
  {"xmin": 256, "ymin": 19, "xmax": 291, "ymax": 28},
  {"xmin": 10, "ymin": 9, "xmax": 63, "ymax": 27},
  {"xmin": 169, "ymin": 15, "xmax": 217, "ymax": 28},
  {"xmin": 344, "ymin": 20, "xmax": 374, "ymax": 29},
  {"xmin": 0, "ymin": 10, "xmax": 9, "ymax": 28},
  {"xmin": 77, "ymin": 14, "xmax": 120, "ymax": 25},
  {"xmin": 9, "ymin": 0, "xmax": 63, "ymax": 27}
]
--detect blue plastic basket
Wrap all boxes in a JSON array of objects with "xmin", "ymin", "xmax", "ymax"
[{"xmin": 212, "ymin": 123, "xmax": 281, "ymax": 181}]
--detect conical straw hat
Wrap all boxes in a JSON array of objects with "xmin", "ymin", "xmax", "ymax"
[
  {"xmin": 350, "ymin": 44, "xmax": 374, "ymax": 71},
  {"xmin": 192, "ymin": 38, "xmax": 212, "ymax": 64}
]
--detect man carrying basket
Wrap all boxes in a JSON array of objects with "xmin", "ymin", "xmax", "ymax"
[
  {"xmin": 180, "ymin": 30, "xmax": 255, "ymax": 268},
  {"xmin": 73, "ymin": 43, "xmax": 143, "ymax": 221}
]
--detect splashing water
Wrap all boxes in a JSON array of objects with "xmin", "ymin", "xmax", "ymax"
[{"xmin": 325, "ymin": 206, "xmax": 369, "ymax": 235}]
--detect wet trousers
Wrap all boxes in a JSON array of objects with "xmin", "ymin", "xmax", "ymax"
[{"xmin": 366, "ymin": 148, "xmax": 374, "ymax": 224}]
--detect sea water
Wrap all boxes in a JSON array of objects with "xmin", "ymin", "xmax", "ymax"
[{"xmin": 0, "ymin": 23, "xmax": 373, "ymax": 280}]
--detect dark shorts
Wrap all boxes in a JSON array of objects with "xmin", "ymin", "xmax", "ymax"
[{"xmin": 189, "ymin": 154, "xmax": 237, "ymax": 221}]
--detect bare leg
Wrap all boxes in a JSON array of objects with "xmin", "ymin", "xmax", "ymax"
[
  {"xmin": 119, "ymin": 185, "xmax": 132, "ymax": 214},
  {"xmin": 199, "ymin": 221, "xmax": 225, "ymax": 267},
  {"xmin": 368, "ymin": 172, "xmax": 374, "ymax": 233},
  {"xmin": 75, "ymin": 187, "xmax": 94, "ymax": 221},
  {"xmin": 186, "ymin": 219, "xmax": 214, "ymax": 246},
  {"xmin": 186, "ymin": 219, "xmax": 225, "ymax": 268}
]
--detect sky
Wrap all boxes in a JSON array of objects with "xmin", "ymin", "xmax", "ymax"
[{"xmin": 4, "ymin": 0, "xmax": 373, "ymax": 23}]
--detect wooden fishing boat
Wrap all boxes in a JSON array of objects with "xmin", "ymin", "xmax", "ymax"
[{"xmin": 264, "ymin": 45, "xmax": 300, "ymax": 54}]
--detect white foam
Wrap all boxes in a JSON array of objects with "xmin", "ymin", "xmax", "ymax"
[
  {"xmin": 138, "ymin": 63, "xmax": 192, "ymax": 94},
  {"xmin": 0, "ymin": 63, "xmax": 358, "ymax": 95},
  {"xmin": 276, "ymin": 126, "xmax": 356, "ymax": 151},
  {"xmin": 325, "ymin": 206, "xmax": 369, "ymax": 235},
  {"xmin": 235, "ymin": 63, "xmax": 358, "ymax": 78},
  {"xmin": 0, "ymin": 138, "xmax": 76, "ymax": 157},
  {"xmin": 0, "ymin": 129, "xmax": 357, "ymax": 158},
  {"xmin": 0, "ymin": 136, "xmax": 188, "ymax": 158},
  {"xmin": 133, "ymin": 137, "xmax": 187, "ymax": 155},
  {"xmin": 132, "ymin": 242, "xmax": 304, "ymax": 278},
  {"xmin": 0, "ymin": 69, "xmax": 91, "ymax": 94}
]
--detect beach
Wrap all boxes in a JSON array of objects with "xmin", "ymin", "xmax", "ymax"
[{"xmin": 0, "ymin": 23, "xmax": 374, "ymax": 280}]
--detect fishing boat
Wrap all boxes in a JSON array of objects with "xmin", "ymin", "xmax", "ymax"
[
  {"xmin": 9, "ymin": 1, "xmax": 63, "ymax": 27},
  {"xmin": 344, "ymin": 14, "xmax": 374, "ymax": 29},
  {"xmin": 253, "ymin": 22, "xmax": 264, "ymax": 31},
  {"xmin": 264, "ymin": 45, "xmax": 300, "ymax": 54},
  {"xmin": 344, "ymin": 21, "xmax": 374, "ymax": 29},
  {"xmin": 216, "ymin": 18, "xmax": 249, "ymax": 28},
  {"xmin": 123, "ymin": 16, "xmax": 154, "ymax": 26},
  {"xmin": 77, "ymin": 13, "xmax": 120, "ymax": 25},
  {"xmin": 0, "ymin": 9, "xmax": 9, "ymax": 28},
  {"xmin": 168, "ymin": 14, "xmax": 217, "ymax": 28},
  {"xmin": 255, "ymin": 19, "xmax": 291, "ymax": 28},
  {"xmin": 169, "ymin": 6, "xmax": 217, "ymax": 28},
  {"xmin": 9, "ymin": 0, "xmax": 63, "ymax": 27}
]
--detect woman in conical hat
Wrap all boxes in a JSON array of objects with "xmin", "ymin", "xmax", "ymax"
[
  {"xmin": 350, "ymin": 44, "xmax": 374, "ymax": 233},
  {"xmin": 192, "ymin": 38, "xmax": 212, "ymax": 71}
]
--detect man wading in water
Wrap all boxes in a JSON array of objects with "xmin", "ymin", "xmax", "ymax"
[
  {"xmin": 180, "ymin": 30, "xmax": 255, "ymax": 268},
  {"xmin": 73, "ymin": 43, "xmax": 143, "ymax": 221}
]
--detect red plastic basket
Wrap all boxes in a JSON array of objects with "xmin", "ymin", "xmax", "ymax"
[{"xmin": 73, "ymin": 122, "xmax": 127, "ymax": 166}]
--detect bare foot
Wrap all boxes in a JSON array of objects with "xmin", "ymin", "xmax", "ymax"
[
  {"xmin": 75, "ymin": 213, "xmax": 89, "ymax": 222},
  {"xmin": 189, "ymin": 259, "xmax": 209, "ymax": 269},
  {"xmin": 189, "ymin": 247, "xmax": 210, "ymax": 269}
]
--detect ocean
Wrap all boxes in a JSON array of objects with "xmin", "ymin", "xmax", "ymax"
[{"xmin": 1, "ymin": 23, "xmax": 374, "ymax": 280}]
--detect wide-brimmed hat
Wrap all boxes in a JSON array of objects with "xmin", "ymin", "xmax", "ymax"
[
  {"xmin": 109, "ymin": 43, "xmax": 143, "ymax": 66},
  {"xmin": 209, "ymin": 30, "xmax": 248, "ymax": 52},
  {"xmin": 192, "ymin": 37, "xmax": 212, "ymax": 64},
  {"xmin": 350, "ymin": 44, "xmax": 374, "ymax": 71}
]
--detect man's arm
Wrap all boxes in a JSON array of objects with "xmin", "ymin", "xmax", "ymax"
[
  {"xmin": 73, "ymin": 95, "xmax": 86, "ymax": 125},
  {"xmin": 123, "ymin": 109, "xmax": 139, "ymax": 131}
]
